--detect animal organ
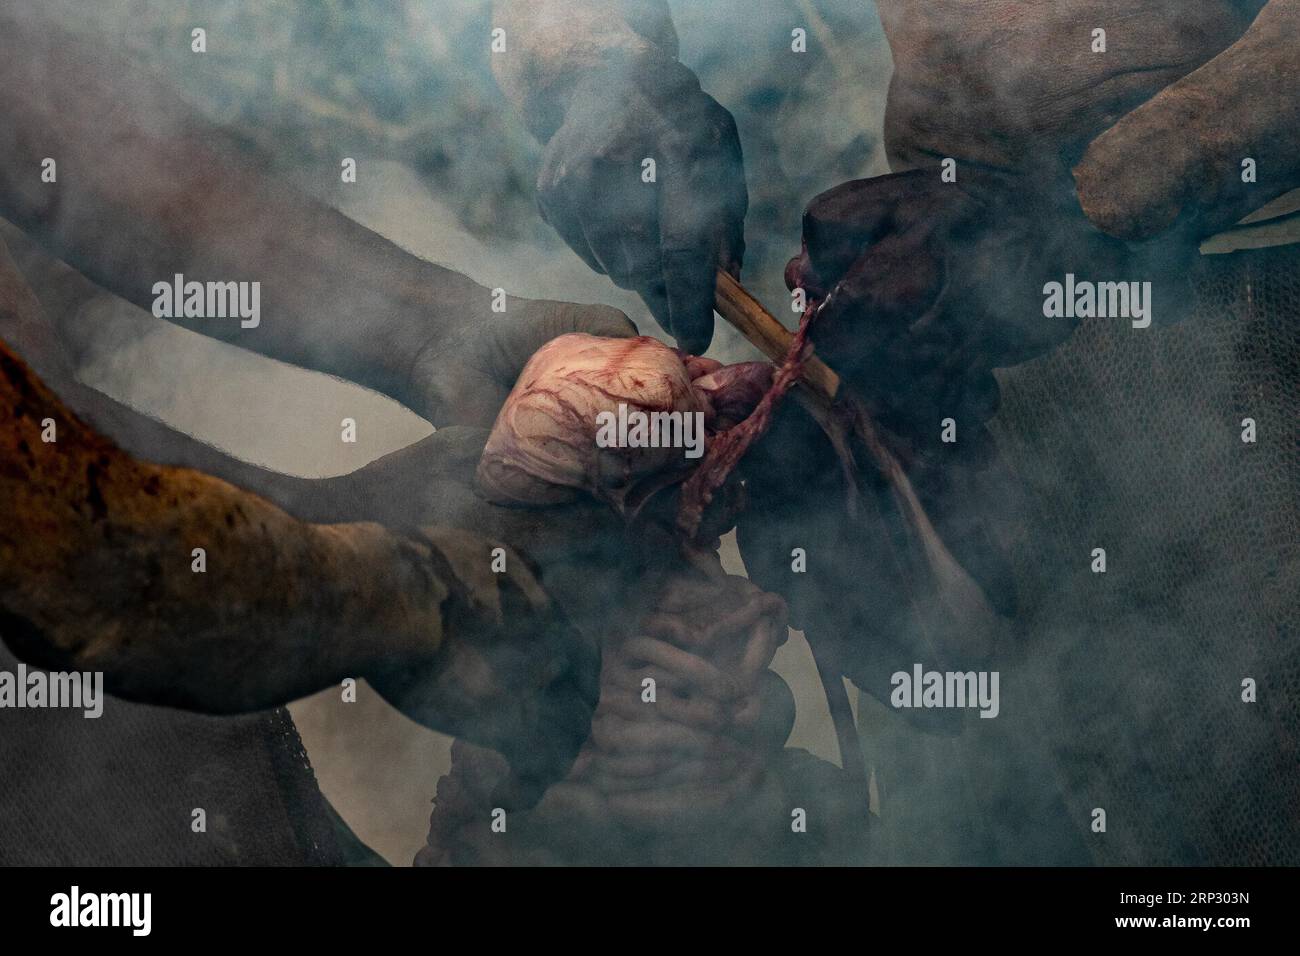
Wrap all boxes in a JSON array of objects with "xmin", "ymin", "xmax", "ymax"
[
  {"xmin": 422, "ymin": 333, "xmax": 866, "ymax": 865},
  {"xmin": 476, "ymin": 333, "xmax": 771, "ymax": 515}
]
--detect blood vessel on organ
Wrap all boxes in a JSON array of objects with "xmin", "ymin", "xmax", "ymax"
[{"xmin": 420, "ymin": 333, "xmax": 865, "ymax": 866}]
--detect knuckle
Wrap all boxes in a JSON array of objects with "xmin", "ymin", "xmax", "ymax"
[{"xmin": 588, "ymin": 306, "xmax": 637, "ymax": 338}]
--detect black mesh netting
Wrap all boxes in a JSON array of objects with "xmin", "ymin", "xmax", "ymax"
[
  {"xmin": 983, "ymin": 242, "xmax": 1300, "ymax": 865},
  {"xmin": 0, "ymin": 641, "xmax": 343, "ymax": 865}
]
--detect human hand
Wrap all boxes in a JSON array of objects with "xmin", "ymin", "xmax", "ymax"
[
  {"xmin": 367, "ymin": 526, "xmax": 602, "ymax": 811},
  {"xmin": 786, "ymin": 169, "xmax": 1108, "ymax": 438},
  {"xmin": 332, "ymin": 426, "xmax": 634, "ymax": 809},
  {"xmin": 534, "ymin": 51, "xmax": 747, "ymax": 353},
  {"xmin": 408, "ymin": 297, "xmax": 637, "ymax": 428},
  {"xmin": 1073, "ymin": 0, "xmax": 1300, "ymax": 240},
  {"xmin": 876, "ymin": 0, "xmax": 1252, "ymax": 173}
]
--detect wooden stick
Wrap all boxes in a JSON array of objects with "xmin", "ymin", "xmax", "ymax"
[{"xmin": 714, "ymin": 271, "xmax": 840, "ymax": 402}]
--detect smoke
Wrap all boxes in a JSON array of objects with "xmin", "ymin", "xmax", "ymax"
[
  {"xmin": 6, "ymin": 0, "xmax": 1293, "ymax": 866},
  {"xmin": 0, "ymin": 0, "xmax": 889, "ymax": 864}
]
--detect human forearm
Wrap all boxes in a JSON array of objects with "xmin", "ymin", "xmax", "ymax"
[
  {"xmin": 0, "ymin": 14, "xmax": 486, "ymax": 414},
  {"xmin": 0, "ymin": 326, "xmax": 448, "ymax": 712},
  {"xmin": 0, "ymin": 356, "xmax": 447, "ymax": 712},
  {"xmin": 0, "ymin": 240, "xmax": 447, "ymax": 712},
  {"xmin": 0, "ymin": 227, "xmax": 347, "ymax": 524}
]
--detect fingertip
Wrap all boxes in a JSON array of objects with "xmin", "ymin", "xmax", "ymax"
[
  {"xmin": 784, "ymin": 253, "xmax": 804, "ymax": 292},
  {"xmin": 662, "ymin": 262, "xmax": 716, "ymax": 354},
  {"xmin": 672, "ymin": 313, "xmax": 714, "ymax": 356}
]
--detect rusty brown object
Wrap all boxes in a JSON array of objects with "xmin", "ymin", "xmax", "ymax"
[
  {"xmin": 0, "ymin": 235, "xmax": 449, "ymax": 715},
  {"xmin": 0, "ymin": 346, "xmax": 451, "ymax": 716}
]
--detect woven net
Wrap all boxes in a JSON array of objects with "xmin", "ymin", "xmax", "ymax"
[{"xmin": 985, "ymin": 242, "xmax": 1300, "ymax": 864}]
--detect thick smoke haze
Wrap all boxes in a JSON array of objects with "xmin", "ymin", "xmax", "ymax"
[
  {"xmin": 5, "ymin": 0, "xmax": 1294, "ymax": 866},
  {"xmin": 5, "ymin": 0, "xmax": 891, "ymax": 864}
]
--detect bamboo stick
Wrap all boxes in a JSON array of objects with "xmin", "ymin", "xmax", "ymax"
[{"xmin": 714, "ymin": 270, "xmax": 840, "ymax": 402}]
